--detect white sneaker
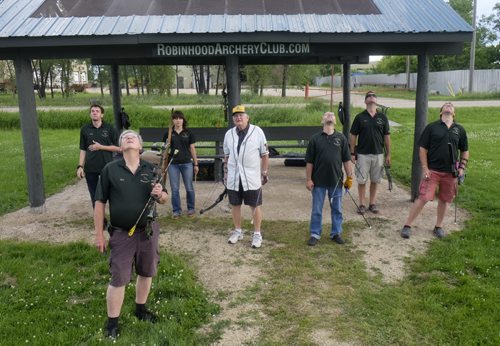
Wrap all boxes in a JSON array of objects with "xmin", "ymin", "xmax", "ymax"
[
  {"xmin": 228, "ymin": 230, "xmax": 243, "ymax": 244},
  {"xmin": 251, "ymin": 233, "xmax": 262, "ymax": 248}
]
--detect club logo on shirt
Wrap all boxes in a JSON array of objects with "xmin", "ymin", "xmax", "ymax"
[
  {"xmin": 101, "ymin": 130, "xmax": 109, "ymax": 138},
  {"xmin": 451, "ymin": 127, "xmax": 459, "ymax": 136},
  {"xmin": 333, "ymin": 138, "xmax": 341, "ymax": 146},
  {"xmin": 376, "ymin": 119, "xmax": 384, "ymax": 126},
  {"xmin": 140, "ymin": 173, "xmax": 151, "ymax": 183}
]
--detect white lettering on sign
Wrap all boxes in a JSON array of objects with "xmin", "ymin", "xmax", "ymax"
[{"xmin": 154, "ymin": 43, "xmax": 310, "ymax": 57}]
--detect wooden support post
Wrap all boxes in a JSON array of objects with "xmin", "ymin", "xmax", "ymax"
[
  {"xmin": 14, "ymin": 58, "xmax": 46, "ymax": 212},
  {"xmin": 342, "ymin": 63, "xmax": 351, "ymax": 140},
  {"xmin": 110, "ymin": 64, "xmax": 122, "ymax": 132},
  {"xmin": 412, "ymin": 54, "xmax": 429, "ymax": 201},
  {"xmin": 225, "ymin": 55, "xmax": 240, "ymax": 128}
]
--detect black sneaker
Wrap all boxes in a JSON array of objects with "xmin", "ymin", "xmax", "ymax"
[
  {"xmin": 135, "ymin": 309, "xmax": 158, "ymax": 323},
  {"xmin": 368, "ymin": 204, "xmax": 379, "ymax": 214},
  {"xmin": 357, "ymin": 205, "xmax": 366, "ymax": 215},
  {"xmin": 307, "ymin": 237, "xmax": 319, "ymax": 246},
  {"xmin": 104, "ymin": 325, "xmax": 119, "ymax": 339},
  {"xmin": 331, "ymin": 234, "xmax": 345, "ymax": 244},
  {"xmin": 433, "ymin": 226, "xmax": 445, "ymax": 239},
  {"xmin": 400, "ymin": 226, "xmax": 411, "ymax": 239}
]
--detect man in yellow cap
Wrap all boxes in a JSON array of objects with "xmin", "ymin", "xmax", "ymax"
[{"xmin": 223, "ymin": 105, "xmax": 269, "ymax": 248}]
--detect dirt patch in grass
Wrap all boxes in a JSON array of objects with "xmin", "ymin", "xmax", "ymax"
[{"xmin": 0, "ymin": 159, "xmax": 468, "ymax": 344}]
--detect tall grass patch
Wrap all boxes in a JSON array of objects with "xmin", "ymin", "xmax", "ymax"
[
  {"xmin": 0, "ymin": 92, "xmax": 307, "ymax": 108},
  {"xmin": 0, "ymin": 100, "xmax": 329, "ymax": 130}
]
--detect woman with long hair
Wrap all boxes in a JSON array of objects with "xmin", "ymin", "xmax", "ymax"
[{"xmin": 165, "ymin": 110, "xmax": 199, "ymax": 218}]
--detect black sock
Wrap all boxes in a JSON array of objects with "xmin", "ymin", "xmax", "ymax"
[
  {"xmin": 106, "ymin": 317, "xmax": 118, "ymax": 329},
  {"xmin": 404, "ymin": 225, "xmax": 411, "ymax": 229},
  {"xmin": 136, "ymin": 303, "xmax": 147, "ymax": 315}
]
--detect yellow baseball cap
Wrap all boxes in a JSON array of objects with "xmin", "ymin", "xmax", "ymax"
[{"xmin": 232, "ymin": 105, "xmax": 246, "ymax": 115}]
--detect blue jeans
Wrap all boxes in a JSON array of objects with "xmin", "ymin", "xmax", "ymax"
[
  {"xmin": 168, "ymin": 163, "xmax": 195, "ymax": 215},
  {"xmin": 310, "ymin": 186, "xmax": 343, "ymax": 239}
]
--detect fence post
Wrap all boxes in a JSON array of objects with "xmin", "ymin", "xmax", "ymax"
[{"xmin": 305, "ymin": 82, "xmax": 309, "ymax": 99}]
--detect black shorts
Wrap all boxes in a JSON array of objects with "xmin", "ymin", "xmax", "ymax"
[{"xmin": 228, "ymin": 186, "xmax": 262, "ymax": 207}]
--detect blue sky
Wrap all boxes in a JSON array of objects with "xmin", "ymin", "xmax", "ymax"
[{"xmin": 477, "ymin": 0, "xmax": 497, "ymax": 18}]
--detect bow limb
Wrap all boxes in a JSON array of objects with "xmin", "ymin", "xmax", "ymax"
[
  {"xmin": 160, "ymin": 117, "xmax": 173, "ymax": 185},
  {"xmin": 200, "ymin": 186, "xmax": 228, "ymax": 215},
  {"xmin": 384, "ymin": 165, "xmax": 393, "ymax": 192}
]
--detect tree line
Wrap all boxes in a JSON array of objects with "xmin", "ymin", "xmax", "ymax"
[{"xmin": 374, "ymin": 0, "xmax": 500, "ymax": 74}]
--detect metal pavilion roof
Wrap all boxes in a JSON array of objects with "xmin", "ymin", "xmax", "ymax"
[
  {"xmin": 0, "ymin": 0, "xmax": 472, "ymax": 65},
  {"xmin": 0, "ymin": 0, "xmax": 471, "ymax": 39}
]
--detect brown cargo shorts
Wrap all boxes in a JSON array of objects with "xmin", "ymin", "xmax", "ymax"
[{"xmin": 108, "ymin": 221, "xmax": 160, "ymax": 287}]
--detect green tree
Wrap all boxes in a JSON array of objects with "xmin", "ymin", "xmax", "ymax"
[
  {"xmin": 374, "ymin": 56, "xmax": 417, "ymax": 74},
  {"xmin": 0, "ymin": 60, "xmax": 16, "ymax": 93},
  {"xmin": 288, "ymin": 65, "xmax": 320, "ymax": 86},
  {"xmin": 377, "ymin": 1, "xmax": 500, "ymax": 72},
  {"xmin": 477, "ymin": 2, "xmax": 500, "ymax": 68},
  {"xmin": 244, "ymin": 65, "xmax": 272, "ymax": 95},
  {"xmin": 318, "ymin": 65, "xmax": 341, "ymax": 77},
  {"xmin": 54, "ymin": 59, "xmax": 73, "ymax": 98},
  {"xmin": 149, "ymin": 65, "xmax": 175, "ymax": 96},
  {"xmin": 448, "ymin": 0, "xmax": 473, "ymax": 23}
]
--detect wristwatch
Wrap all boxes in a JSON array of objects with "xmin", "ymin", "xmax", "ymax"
[{"xmin": 77, "ymin": 165, "xmax": 83, "ymax": 169}]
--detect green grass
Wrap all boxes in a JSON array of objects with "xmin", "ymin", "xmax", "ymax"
[
  {"xmin": 334, "ymin": 106, "xmax": 500, "ymax": 345},
  {"xmin": 0, "ymin": 105, "xmax": 499, "ymax": 344},
  {"xmin": 351, "ymin": 86, "xmax": 500, "ymax": 101},
  {"xmin": 0, "ymin": 130, "xmax": 78, "ymax": 215},
  {"xmin": 0, "ymin": 240, "xmax": 219, "ymax": 345}
]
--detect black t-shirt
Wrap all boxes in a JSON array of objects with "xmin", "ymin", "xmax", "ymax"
[
  {"xmin": 79, "ymin": 122, "xmax": 119, "ymax": 173},
  {"xmin": 162, "ymin": 129, "xmax": 196, "ymax": 164},
  {"xmin": 95, "ymin": 159, "xmax": 157, "ymax": 230},
  {"xmin": 350, "ymin": 110, "xmax": 390, "ymax": 155},
  {"xmin": 419, "ymin": 120, "xmax": 468, "ymax": 173},
  {"xmin": 305, "ymin": 131, "xmax": 351, "ymax": 187}
]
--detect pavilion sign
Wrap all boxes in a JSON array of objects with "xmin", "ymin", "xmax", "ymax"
[{"xmin": 155, "ymin": 42, "xmax": 310, "ymax": 57}]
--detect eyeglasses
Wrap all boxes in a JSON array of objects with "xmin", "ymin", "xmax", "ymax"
[
  {"xmin": 122, "ymin": 134, "xmax": 138, "ymax": 140},
  {"xmin": 232, "ymin": 113, "xmax": 245, "ymax": 117}
]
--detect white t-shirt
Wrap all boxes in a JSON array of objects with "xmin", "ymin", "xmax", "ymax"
[{"xmin": 223, "ymin": 124, "xmax": 268, "ymax": 191}]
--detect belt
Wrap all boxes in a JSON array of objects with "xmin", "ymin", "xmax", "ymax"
[{"xmin": 109, "ymin": 225, "xmax": 146, "ymax": 233}]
